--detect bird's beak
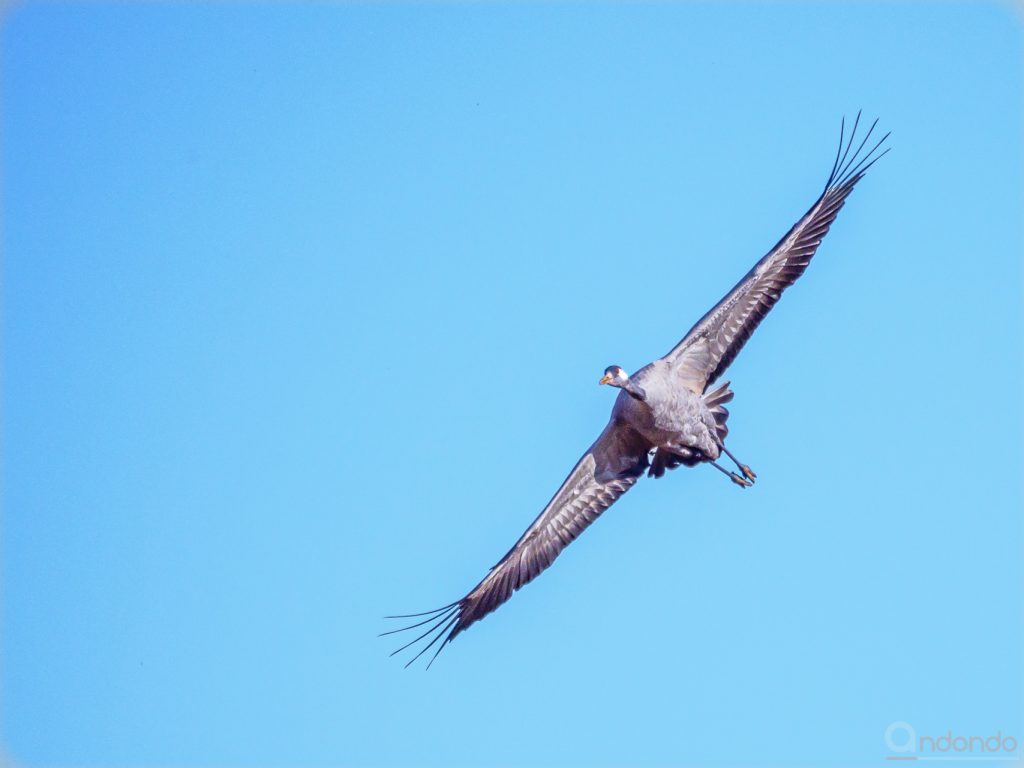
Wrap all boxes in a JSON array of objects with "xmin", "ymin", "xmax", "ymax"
[{"xmin": 599, "ymin": 374, "xmax": 613, "ymax": 385}]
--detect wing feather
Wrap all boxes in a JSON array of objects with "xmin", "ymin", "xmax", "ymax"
[
  {"xmin": 665, "ymin": 114, "xmax": 889, "ymax": 392},
  {"xmin": 385, "ymin": 420, "xmax": 650, "ymax": 667}
]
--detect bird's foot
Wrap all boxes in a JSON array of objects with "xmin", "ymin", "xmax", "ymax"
[
  {"xmin": 720, "ymin": 445, "xmax": 757, "ymax": 485},
  {"xmin": 730, "ymin": 472, "xmax": 753, "ymax": 488}
]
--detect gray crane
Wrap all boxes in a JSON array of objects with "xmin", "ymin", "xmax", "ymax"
[{"xmin": 385, "ymin": 114, "xmax": 888, "ymax": 668}]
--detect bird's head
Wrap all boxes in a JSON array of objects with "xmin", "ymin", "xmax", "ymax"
[
  {"xmin": 599, "ymin": 365, "xmax": 629, "ymax": 388},
  {"xmin": 599, "ymin": 365, "xmax": 647, "ymax": 402}
]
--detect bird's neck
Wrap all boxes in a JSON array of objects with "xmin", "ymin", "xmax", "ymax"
[{"xmin": 622, "ymin": 379, "xmax": 647, "ymax": 402}]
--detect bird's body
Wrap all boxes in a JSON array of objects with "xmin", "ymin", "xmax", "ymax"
[
  {"xmin": 614, "ymin": 361, "xmax": 725, "ymax": 461},
  {"xmin": 385, "ymin": 115, "xmax": 889, "ymax": 667}
]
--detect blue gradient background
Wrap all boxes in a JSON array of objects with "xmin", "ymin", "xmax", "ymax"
[{"xmin": 3, "ymin": 3, "xmax": 1022, "ymax": 767}]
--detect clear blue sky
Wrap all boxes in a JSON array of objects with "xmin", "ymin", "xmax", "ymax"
[{"xmin": 3, "ymin": 3, "xmax": 1022, "ymax": 767}]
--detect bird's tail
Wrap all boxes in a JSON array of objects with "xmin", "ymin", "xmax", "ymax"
[{"xmin": 703, "ymin": 380, "xmax": 733, "ymax": 443}]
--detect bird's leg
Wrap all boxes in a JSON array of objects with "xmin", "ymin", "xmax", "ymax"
[
  {"xmin": 720, "ymin": 445, "xmax": 756, "ymax": 483},
  {"xmin": 708, "ymin": 459, "xmax": 752, "ymax": 489}
]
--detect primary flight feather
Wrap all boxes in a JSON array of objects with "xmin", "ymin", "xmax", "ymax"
[{"xmin": 384, "ymin": 114, "xmax": 889, "ymax": 668}]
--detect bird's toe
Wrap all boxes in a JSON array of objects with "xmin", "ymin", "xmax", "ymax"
[{"xmin": 730, "ymin": 473, "xmax": 752, "ymax": 488}]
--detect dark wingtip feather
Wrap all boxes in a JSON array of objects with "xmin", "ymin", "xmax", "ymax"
[
  {"xmin": 824, "ymin": 113, "xmax": 890, "ymax": 195},
  {"xmin": 383, "ymin": 601, "xmax": 458, "ymax": 619},
  {"xmin": 382, "ymin": 601, "xmax": 465, "ymax": 669}
]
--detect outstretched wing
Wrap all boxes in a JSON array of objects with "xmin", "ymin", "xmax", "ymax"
[
  {"xmin": 666, "ymin": 114, "xmax": 889, "ymax": 393},
  {"xmin": 384, "ymin": 419, "xmax": 651, "ymax": 667}
]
